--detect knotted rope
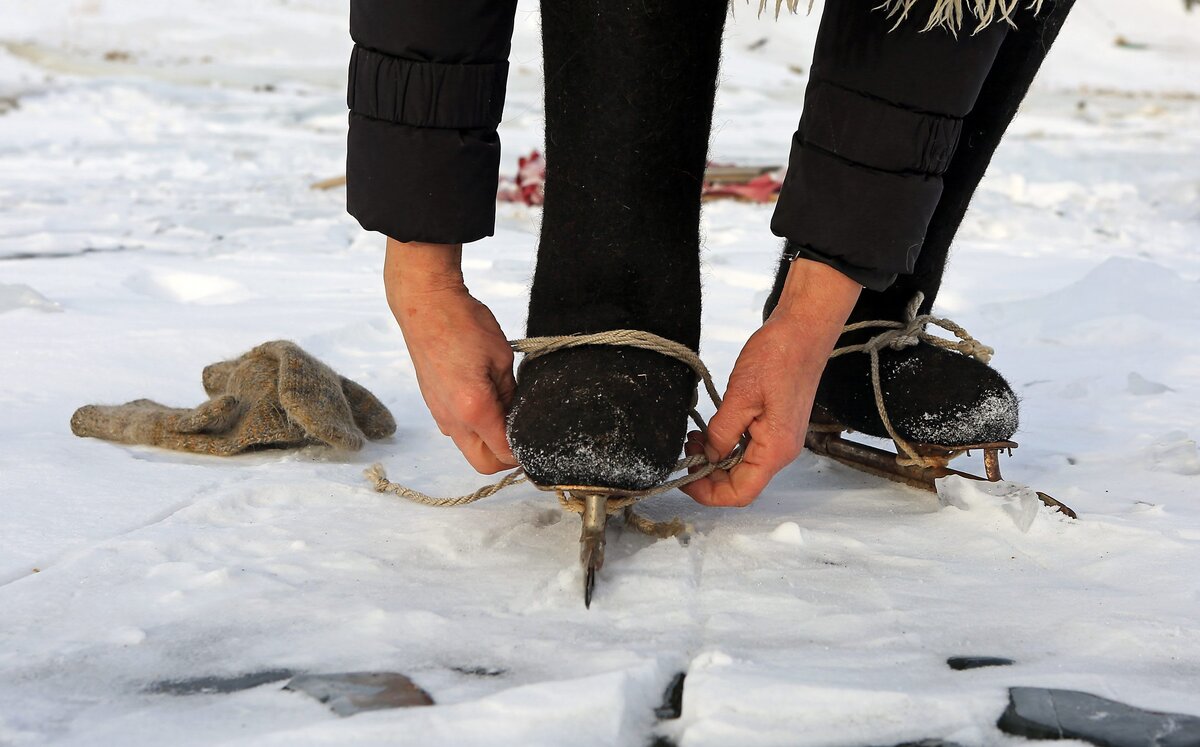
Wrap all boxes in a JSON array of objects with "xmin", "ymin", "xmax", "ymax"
[
  {"xmin": 366, "ymin": 330, "xmax": 746, "ymax": 536},
  {"xmin": 827, "ymin": 292, "xmax": 994, "ymax": 468}
]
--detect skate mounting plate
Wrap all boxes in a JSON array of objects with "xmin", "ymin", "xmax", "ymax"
[{"xmin": 805, "ymin": 428, "xmax": 1077, "ymax": 519}]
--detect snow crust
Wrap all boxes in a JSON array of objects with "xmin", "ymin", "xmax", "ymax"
[{"xmin": 2, "ymin": 0, "xmax": 1199, "ymax": 744}]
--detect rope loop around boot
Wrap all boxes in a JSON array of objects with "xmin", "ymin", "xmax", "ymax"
[
  {"xmin": 828, "ymin": 292, "xmax": 995, "ymax": 467},
  {"xmin": 366, "ymin": 330, "xmax": 746, "ymax": 536}
]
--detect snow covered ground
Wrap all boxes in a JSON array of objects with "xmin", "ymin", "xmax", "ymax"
[{"xmin": 1, "ymin": 1, "xmax": 1199, "ymax": 744}]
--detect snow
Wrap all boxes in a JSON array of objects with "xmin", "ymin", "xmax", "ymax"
[{"xmin": 1, "ymin": 0, "xmax": 1199, "ymax": 745}]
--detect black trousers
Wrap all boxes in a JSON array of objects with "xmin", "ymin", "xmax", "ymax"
[
  {"xmin": 345, "ymin": 0, "xmax": 1049, "ymax": 291},
  {"xmin": 774, "ymin": 1, "xmax": 1008, "ymax": 289}
]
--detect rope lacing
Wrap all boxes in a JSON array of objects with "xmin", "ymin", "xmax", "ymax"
[
  {"xmin": 828, "ymin": 292, "xmax": 994, "ymax": 467},
  {"xmin": 366, "ymin": 330, "xmax": 746, "ymax": 535},
  {"xmin": 366, "ymin": 294, "xmax": 994, "ymax": 514}
]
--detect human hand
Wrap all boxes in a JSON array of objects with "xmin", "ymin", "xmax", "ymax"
[
  {"xmin": 680, "ymin": 259, "xmax": 861, "ymax": 507},
  {"xmin": 384, "ymin": 238, "xmax": 517, "ymax": 474}
]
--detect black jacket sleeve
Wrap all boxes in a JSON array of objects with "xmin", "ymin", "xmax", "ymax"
[
  {"xmin": 770, "ymin": 0, "xmax": 1008, "ymax": 291},
  {"xmin": 346, "ymin": 0, "xmax": 518, "ymax": 244}
]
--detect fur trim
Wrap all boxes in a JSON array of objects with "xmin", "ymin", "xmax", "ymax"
[{"xmin": 752, "ymin": 0, "xmax": 1043, "ymax": 34}]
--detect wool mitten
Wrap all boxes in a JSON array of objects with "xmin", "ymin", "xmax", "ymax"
[{"xmin": 71, "ymin": 341, "xmax": 396, "ymax": 455}]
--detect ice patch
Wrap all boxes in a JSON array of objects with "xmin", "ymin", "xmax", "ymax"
[
  {"xmin": 0, "ymin": 283, "xmax": 62, "ymax": 313},
  {"xmin": 935, "ymin": 475, "xmax": 1043, "ymax": 533}
]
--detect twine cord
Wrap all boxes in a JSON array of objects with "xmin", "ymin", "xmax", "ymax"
[
  {"xmin": 828, "ymin": 292, "xmax": 994, "ymax": 467},
  {"xmin": 366, "ymin": 295, "xmax": 993, "ymax": 521},
  {"xmin": 366, "ymin": 330, "xmax": 747, "ymax": 536}
]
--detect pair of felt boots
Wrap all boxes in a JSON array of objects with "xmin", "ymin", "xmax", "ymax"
[{"xmin": 506, "ymin": 0, "xmax": 1074, "ymax": 493}]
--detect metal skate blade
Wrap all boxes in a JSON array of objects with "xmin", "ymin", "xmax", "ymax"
[
  {"xmin": 579, "ymin": 493, "xmax": 607, "ymax": 609},
  {"xmin": 584, "ymin": 566, "xmax": 596, "ymax": 609},
  {"xmin": 805, "ymin": 429, "xmax": 1077, "ymax": 519}
]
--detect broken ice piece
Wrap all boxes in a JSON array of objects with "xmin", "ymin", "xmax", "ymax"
[
  {"xmin": 285, "ymin": 672, "xmax": 433, "ymax": 716},
  {"xmin": 768, "ymin": 521, "xmax": 804, "ymax": 545},
  {"xmin": 148, "ymin": 669, "xmax": 295, "ymax": 695},
  {"xmin": 0, "ymin": 283, "xmax": 62, "ymax": 314},
  {"xmin": 654, "ymin": 672, "xmax": 686, "ymax": 720},
  {"xmin": 1127, "ymin": 372, "xmax": 1172, "ymax": 396},
  {"xmin": 997, "ymin": 687, "xmax": 1200, "ymax": 747},
  {"xmin": 946, "ymin": 656, "xmax": 1014, "ymax": 671},
  {"xmin": 935, "ymin": 475, "xmax": 1042, "ymax": 533},
  {"xmin": 450, "ymin": 666, "xmax": 506, "ymax": 678}
]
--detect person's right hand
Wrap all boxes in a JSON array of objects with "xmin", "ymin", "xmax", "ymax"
[{"xmin": 384, "ymin": 238, "xmax": 517, "ymax": 474}]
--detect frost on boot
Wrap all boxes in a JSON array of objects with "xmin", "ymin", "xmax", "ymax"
[
  {"xmin": 507, "ymin": 0, "xmax": 725, "ymax": 490},
  {"xmin": 764, "ymin": 255, "xmax": 1018, "ymax": 449},
  {"xmin": 814, "ymin": 341, "xmax": 1019, "ymax": 448},
  {"xmin": 507, "ymin": 347, "xmax": 695, "ymax": 490}
]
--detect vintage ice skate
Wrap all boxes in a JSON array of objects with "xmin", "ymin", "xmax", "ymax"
[
  {"xmin": 503, "ymin": 0, "xmax": 728, "ymax": 607},
  {"xmin": 767, "ymin": 0, "xmax": 1079, "ymax": 519},
  {"xmin": 540, "ymin": 486, "xmax": 634, "ymax": 609},
  {"xmin": 539, "ymin": 470, "xmax": 721, "ymax": 608},
  {"xmin": 805, "ymin": 417, "xmax": 1076, "ymax": 518},
  {"xmin": 577, "ymin": 492, "xmax": 608, "ymax": 608},
  {"xmin": 792, "ymin": 292, "xmax": 1076, "ymax": 519},
  {"xmin": 365, "ymin": 450, "xmax": 703, "ymax": 609},
  {"xmin": 510, "ymin": 332, "xmax": 741, "ymax": 608},
  {"xmin": 536, "ymin": 454, "xmax": 717, "ymax": 608}
]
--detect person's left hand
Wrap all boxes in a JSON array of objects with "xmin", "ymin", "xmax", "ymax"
[{"xmin": 680, "ymin": 258, "xmax": 861, "ymax": 507}]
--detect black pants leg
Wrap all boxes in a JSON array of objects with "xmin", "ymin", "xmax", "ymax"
[
  {"xmin": 872, "ymin": 0, "xmax": 1079, "ymax": 321},
  {"xmin": 346, "ymin": 0, "xmax": 518, "ymax": 244},
  {"xmin": 769, "ymin": 0, "xmax": 1010, "ymax": 296},
  {"xmin": 508, "ymin": 0, "xmax": 727, "ymax": 489},
  {"xmin": 779, "ymin": 1, "xmax": 1076, "ymax": 446},
  {"xmin": 528, "ymin": 0, "xmax": 727, "ymax": 349},
  {"xmin": 769, "ymin": 0, "xmax": 1077, "ymax": 318}
]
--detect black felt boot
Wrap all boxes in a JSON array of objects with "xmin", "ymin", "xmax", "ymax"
[
  {"xmin": 765, "ymin": 0, "xmax": 1076, "ymax": 448},
  {"xmin": 765, "ymin": 248, "xmax": 1020, "ymax": 447},
  {"xmin": 506, "ymin": 0, "xmax": 726, "ymax": 489}
]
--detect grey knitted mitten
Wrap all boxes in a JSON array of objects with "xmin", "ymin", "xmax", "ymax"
[{"xmin": 71, "ymin": 341, "xmax": 396, "ymax": 455}]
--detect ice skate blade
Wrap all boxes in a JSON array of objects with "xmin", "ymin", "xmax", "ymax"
[
  {"xmin": 530, "ymin": 483, "xmax": 627, "ymax": 609},
  {"xmin": 805, "ymin": 429, "xmax": 1077, "ymax": 519},
  {"xmin": 579, "ymin": 493, "xmax": 608, "ymax": 609}
]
